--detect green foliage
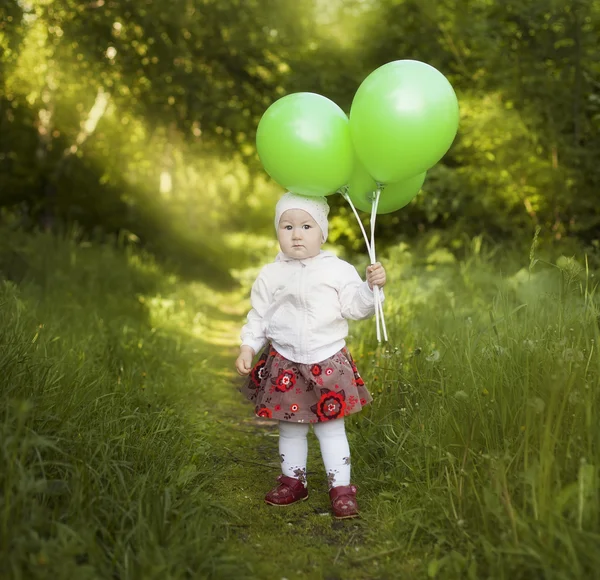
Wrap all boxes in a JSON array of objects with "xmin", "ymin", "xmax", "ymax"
[
  {"xmin": 3, "ymin": 0, "xmax": 600, "ymax": 266},
  {"xmin": 0, "ymin": 0, "xmax": 312, "ymax": 271}
]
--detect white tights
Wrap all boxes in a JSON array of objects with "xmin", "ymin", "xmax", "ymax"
[{"xmin": 278, "ymin": 418, "xmax": 351, "ymax": 489}]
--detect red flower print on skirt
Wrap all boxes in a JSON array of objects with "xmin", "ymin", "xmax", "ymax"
[
  {"xmin": 273, "ymin": 369, "xmax": 297, "ymax": 392},
  {"xmin": 347, "ymin": 395, "xmax": 358, "ymax": 410},
  {"xmin": 240, "ymin": 344, "xmax": 372, "ymax": 423},
  {"xmin": 250, "ymin": 358, "xmax": 267, "ymax": 387},
  {"xmin": 311, "ymin": 389, "xmax": 347, "ymax": 421},
  {"xmin": 255, "ymin": 404, "xmax": 272, "ymax": 419},
  {"xmin": 345, "ymin": 349, "xmax": 365, "ymax": 386}
]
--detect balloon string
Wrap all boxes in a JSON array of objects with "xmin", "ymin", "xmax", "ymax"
[
  {"xmin": 370, "ymin": 189, "xmax": 387, "ymax": 342},
  {"xmin": 340, "ymin": 190, "xmax": 372, "ymax": 257},
  {"xmin": 341, "ymin": 188, "xmax": 387, "ymax": 343},
  {"xmin": 370, "ymin": 189, "xmax": 379, "ymax": 260},
  {"xmin": 370, "ymin": 189, "xmax": 381, "ymax": 342}
]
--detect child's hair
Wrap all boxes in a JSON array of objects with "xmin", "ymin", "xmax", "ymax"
[{"xmin": 274, "ymin": 192, "xmax": 330, "ymax": 242}]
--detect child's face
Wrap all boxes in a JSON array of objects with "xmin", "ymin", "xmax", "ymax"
[{"xmin": 277, "ymin": 209, "xmax": 323, "ymax": 260}]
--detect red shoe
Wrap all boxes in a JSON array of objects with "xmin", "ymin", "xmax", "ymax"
[
  {"xmin": 329, "ymin": 484, "xmax": 359, "ymax": 519},
  {"xmin": 264, "ymin": 475, "xmax": 308, "ymax": 506}
]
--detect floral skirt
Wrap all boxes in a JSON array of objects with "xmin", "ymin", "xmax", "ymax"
[{"xmin": 240, "ymin": 344, "xmax": 373, "ymax": 423}]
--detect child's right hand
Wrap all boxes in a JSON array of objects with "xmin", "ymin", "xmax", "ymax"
[
  {"xmin": 235, "ymin": 346, "xmax": 255, "ymax": 376},
  {"xmin": 366, "ymin": 262, "xmax": 387, "ymax": 290}
]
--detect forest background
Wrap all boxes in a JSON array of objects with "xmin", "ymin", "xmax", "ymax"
[{"xmin": 2, "ymin": 0, "xmax": 599, "ymax": 271}]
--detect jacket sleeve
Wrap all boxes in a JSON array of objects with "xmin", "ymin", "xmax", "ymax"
[
  {"xmin": 338, "ymin": 262, "xmax": 385, "ymax": 321},
  {"xmin": 240, "ymin": 271, "xmax": 270, "ymax": 354}
]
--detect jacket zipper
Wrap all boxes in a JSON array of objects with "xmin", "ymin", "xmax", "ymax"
[{"xmin": 299, "ymin": 262, "xmax": 308, "ymax": 359}]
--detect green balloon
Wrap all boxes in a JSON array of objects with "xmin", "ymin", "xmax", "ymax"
[
  {"xmin": 256, "ymin": 92, "xmax": 353, "ymax": 196},
  {"xmin": 347, "ymin": 172, "xmax": 426, "ymax": 214},
  {"xmin": 349, "ymin": 60, "xmax": 459, "ymax": 183}
]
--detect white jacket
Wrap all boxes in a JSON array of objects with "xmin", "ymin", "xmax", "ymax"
[{"xmin": 241, "ymin": 251, "xmax": 383, "ymax": 364}]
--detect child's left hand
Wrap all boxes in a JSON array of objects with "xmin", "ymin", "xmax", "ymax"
[{"xmin": 366, "ymin": 262, "xmax": 387, "ymax": 290}]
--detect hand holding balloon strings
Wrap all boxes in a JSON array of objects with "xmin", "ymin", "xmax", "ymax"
[{"xmin": 340, "ymin": 186, "xmax": 387, "ymax": 342}]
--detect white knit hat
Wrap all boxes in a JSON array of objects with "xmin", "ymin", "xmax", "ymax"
[{"xmin": 274, "ymin": 192, "xmax": 330, "ymax": 242}]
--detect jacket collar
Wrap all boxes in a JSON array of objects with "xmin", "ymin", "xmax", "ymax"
[{"xmin": 275, "ymin": 250, "xmax": 336, "ymax": 265}]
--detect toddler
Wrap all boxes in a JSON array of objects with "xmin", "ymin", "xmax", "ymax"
[{"xmin": 236, "ymin": 192, "xmax": 386, "ymax": 519}]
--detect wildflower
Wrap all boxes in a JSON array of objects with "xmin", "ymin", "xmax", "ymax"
[
  {"xmin": 527, "ymin": 397, "xmax": 545, "ymax": 414},
  {"xmin": 481, "ymin": 388, "xmax": 489, "ymax": 396},
  {"xmin": 562, "ymin": 348, "xmax": 584, "ymax": 362},
  {"xmin": 522, "ymin": 339, "xmax": 536, "ymax": 352},
  {"xmin": 426, "ymin": 350, "xmax": 440, "ymax": 362}
]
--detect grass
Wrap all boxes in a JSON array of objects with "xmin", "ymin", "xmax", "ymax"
[
  {"xmin": 0, "ymin": 226, "xmax": 246, "ymax": 579},
  {"xmin": 347, "ymin": 235, "xmax": 600, "ymax": 579},
  {"xmin": 0, "ymin": 223, "xmax": 598, "ymax": 579}
]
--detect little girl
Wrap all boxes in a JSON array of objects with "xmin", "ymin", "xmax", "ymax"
[{"xmin": 235, "ymin": 192, "xmax": 386, "ymax": 519}]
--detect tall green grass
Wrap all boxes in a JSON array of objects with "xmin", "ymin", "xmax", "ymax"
[
  {"xmin": 350, "ymin": 235, "xmax": 600, "ymax": 579},
  {"xmin": 220, "ymin": 229, "xmax": 600, "ymax": 578},
  {"xmin": 0, "ymin": 226, "xmax": 244, "ymax": 579}
]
